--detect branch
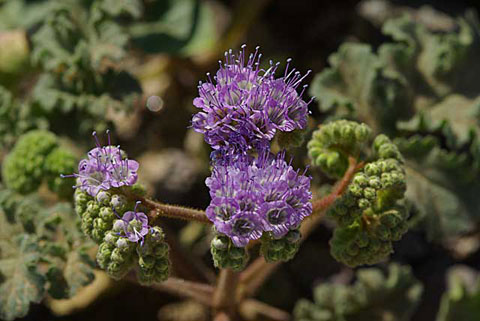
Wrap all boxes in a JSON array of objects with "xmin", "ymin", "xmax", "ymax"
[
  {"xmin": 213, "ymin": 269, "xmax": 240, "ymax": 318},
  {"xmin": 141, "ymin": 198, "xmax": 211, "ymax": 224},
  {"xmin": 239, "ymin": 299, "xmax": 290, "ymax": 321},
  {"xmin": 238, "ymin": 157, "xmax": 362, "ymax": 300},
  {"xmin": 128, "ymin": 274, "xmax": 215, "ymax": 307},
  {"xmin": 119, "ymin": 188, "xmax": 211, "ymax": 224}
]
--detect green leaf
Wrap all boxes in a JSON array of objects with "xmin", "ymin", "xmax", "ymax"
[
  {"xmin": 437, "ymin": 265, "xmax": 480, "ymax": 321},
  {"xmin": 398, "ymin": 95, "xmax": 480, "ymax": 149},
  {"xmin": 63, "ymin": 248, "xmax": 95, "ymax": 297},
  {"xmin": 309, "ymin": 43, "xmax": 413, "ymax": 133},
  {"xmin": 36, "ymin": 203, "xmax": 95, "ymax": 298},
  {"xmin": 0, "ymin": 234, "xmax": 45, "ymax": 321},
  {"xmin": 396, "ymin": 136, "xmax": 480, "ymax": 241},
  {"xmin": 293, "ymin": 263, "xmax": 423, "ymax": 321},
  {"xmin": 129, "ymin": 0, "xmax": 219, "ymax": 56},
  {"xmin": 99, "ymin": 0, "xmax": 143, "ymax": 19}
]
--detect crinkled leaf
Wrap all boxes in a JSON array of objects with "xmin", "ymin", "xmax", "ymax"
[
  {"xmin": 130, "ymin": 0, "xmax": 220, "ymax": 55},
  {"xmin": 0, "ymin": 233, "xmax": 45, "ymax": 321},
  {"xmin": 99, "ymin": 0, "xmax": 143, "ymax": 18},
  {"xmin": 396, "ymin": 136, "xmax": 480, "ymax": 241},
  {"xmin": 398, "ymin": 95, "xmax": 480, "ymax": 149},
  {"xmin": 0, "ymin": 0, "xmax": 58, "ymax": 30},
  {"xmin": 293, "ymin": 263, "xmax": 423, "ymax": 321},
  {"xmin": 36, "ymin": 203, "xmax": 95, "ymax": 299},
  {"xmin": 309, "ymin": 42, "xmax": 413, "ymax": 133},
  {"xmin": 437, "ymin": 265, "xmax": 480, "ymax": 321}
]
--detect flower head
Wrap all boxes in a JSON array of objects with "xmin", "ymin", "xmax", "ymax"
[
  {"xmin": 61, "ymin": 130, "xmax": 139, "ymax": 196},
  {"xmin": 192, "ymin": 45, "xmax": 312, "ymax": 153},
  {"xmin": 205, "ymin": 150, "xmax": 312, "ymax": 247}
]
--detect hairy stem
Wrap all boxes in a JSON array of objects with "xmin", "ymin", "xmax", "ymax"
[
  {"xmin": 126, "ymin": 273, "xmax": 214, "ymax": 306},
  {"xmin": 119, "ymin": 189, "xmax": 211, "ymax": 224},
  {"xmin": 213, "ymin": 269, "xmax": 240, "ymax": 319},
  {"xmin": 238, "ymin": 157, "xmax": 362, "ymax": 300},
  {"xmin": 142, "ymin": 198, "xmax": 211, "ymax": 224}
]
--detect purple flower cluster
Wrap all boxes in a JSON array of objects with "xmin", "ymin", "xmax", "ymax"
[
  {"xmin": 192, "ymin": 45, "xmax": 312, "ymax": 153},
  {"xmin": 62, "ymin": 131, "xmax": 139, "ymax": 197},
  {"xmin": 114, "ymin": 201, "xmax": 150, "ymax": 245},
  {"xmin": 206, "ymin": 151, "xmax": 312, "ymax": 247}
]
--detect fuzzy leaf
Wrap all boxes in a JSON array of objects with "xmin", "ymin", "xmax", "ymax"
[
  {"xmin": 129, "ymin": 0, "xmax": 219, "ymax": 55},
  {"xmin": 0, "ymin": 233, "xmax": 45, "ymax": 321},
  {"xmin": 293, "ymin": 263, "xmax": 423, "ymax": 321},
  {"xmin": 437, "ymin": 265, "xmax": 480, "ymax": 321},
  {"xmin": 396, "ymin": 136, "xmax": 480, "ymax": 241},
  {"xmin": 309, "ymin": 42, "xmax": 413, "ymax": 133}
]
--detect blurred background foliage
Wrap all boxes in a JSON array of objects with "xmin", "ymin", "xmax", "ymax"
[{"xmin": 2, "ymin": 0, "xmax": 480, "ymax": 320}]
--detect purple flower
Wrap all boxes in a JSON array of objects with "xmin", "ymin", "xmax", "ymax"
[
  {"xmin": 116, "ymin": 201, "xmax": 150, "ymax": 244},
  {"xmin": 205, "ymin": 150, "xmax": 312, "ymax": 246},
  {"xmin": 61, "ymin": 131, "xmax": 139, "ymax": 196},
  {"xmin": 191, "ymin": 45, "xmax": 312, "ymax": 153}
]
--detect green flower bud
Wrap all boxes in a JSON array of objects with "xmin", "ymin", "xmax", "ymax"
[
  {"xmin": 96, "ymin": 191, "xmax": 111, "ymax": 205},
  {"xmin": 99, "ymin": 207, "xmax": 115, "ymax": 222},
  {"xmin": 308, "ymin": 120, "xmax": 372, "ymax": 178},
  {"xmin": 260, "ymin": 230, "xmax": 301, "ymax": 263},
  {"xmin": 211, "ymin": 233, "xmax": 249, "ymax": 271},
  {"xmin": 111, "ymin": 194, "xmax": 127, "ymax": 212}
]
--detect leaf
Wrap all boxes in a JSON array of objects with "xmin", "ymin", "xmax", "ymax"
[
  {"xmin": 293, "ymin": 263, "xmax": 423, "ymax": 321},
  {"xmin": 398, "ymin": 95, "xmax": 480, "ymax": 149},
  {"xmin": 63, "ymin": 249, "xmax": 95, "ymax": 297},
  {"xmin": 99, "ymin": 0, "xmax": 143, "ymax": 19},
  {"xmin": 129, "ymin": 0, "xmax": 220, "ymax": 56},
  {"xmin": 395, "ymin": 136, "xmax": 480, "ymax": 241},
  {"xmin": 437, "ymin": 265, "xmax": 480, "ymax": 321},
  {"xmin": 0, "ymin": 0, "xmax": 58, "ymax": 30},
  {"xmin": 0, "ymin": 234, "xmax": 45, "ymax": 321},
  {"xmin": 309, "ymin": 42, "xmax": 413, "ymax": 134},
  {"xmin": 36, "ymin": 203, "xmax": 95, "ymax": 299}
]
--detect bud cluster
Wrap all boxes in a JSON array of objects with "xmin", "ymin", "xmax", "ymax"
[
  {"xmin": 136, "ymin": 226, "xmax": 170, "ymax": 285},
  {"xmin": 313, "ymin": 121, "xmax": 409, "ymax": 267},
  {"xmin": 260, "ymin": 229, "xmax": 302, "ymax": 263},
  {"xmin": 210, "ymin": 233, "xmax": 249, "ymax": 271},
  {"xmin": 308, "ymin": 120, "xmax": 372, "ymax": 178},
  {"xmin": 74, "ymin": 189, "xmax": 129, "ymax": 243},
  {"xmin": 93, "ymin": 202, "xmax": 171, "ymax": 283},
  {"xmin": 2, "ymin": 130, "xmax": 76, "ymax": 197}
]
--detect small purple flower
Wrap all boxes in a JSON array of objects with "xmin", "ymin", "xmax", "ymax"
[
  {"xmin": 61, "ymin": 131, "xmax": 139, "ymax": 196},
  {"xmin": 117, "ymin": 201, "xmax": 150, "ymax": 244},
  {"xmin": 205, "ymin": 149, "xmax": 312, "ymax": 246},
  {"xmin": 191, "ymin": 45, "xmax": 312, "ymax": 153},
  {"xmin": 109, "ymin": 158, "xmax": 139, "ymax": 188}
]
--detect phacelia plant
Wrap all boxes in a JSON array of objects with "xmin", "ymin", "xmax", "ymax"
[{"xmin": 0, "ymin": 43, "xmax": 415, "ymax": 321}]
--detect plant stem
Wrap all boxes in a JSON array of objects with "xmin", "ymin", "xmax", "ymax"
[
  {"xmin": 119, "ymin": 189, "xmax": 211, "ymax": 224},
  {"xmin": 150, "ymin": 277, "xmax": 215, "ymax": 307},
  {"xmin": 213, "ymin": 269, "xmax": 240, "ymax": 319},
  {"xmin": 142, "ymin": 198, "xmax": 211, "ymax": 224},
  {"xmin": 238, "ymin": 157, "xmax": 362, "ymax": 300},
  {"xmin": 239, "ymin": 299, "xmax": 290, "ymax": 321}
]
